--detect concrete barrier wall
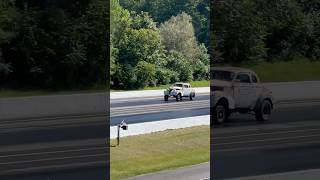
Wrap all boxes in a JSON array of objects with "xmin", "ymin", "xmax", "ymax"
[
  {"xmin": 0, "ymin": 93, "xmax": 109, "ymax": 120},
  {"xmin": 264, "ymin": 81, "xmax": 320, "ymax": 101},
  {"xmin": 110, "ymin": 115, "xmax": 209, "ymax": 139}
]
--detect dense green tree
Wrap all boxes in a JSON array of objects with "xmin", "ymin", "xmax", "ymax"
[
  {"xmin": 0, "ymin": 0, "xmax": 108, "ymax": 88},
  {"xmin": 155, "ymin": 68, "xmax": 178, "ymax": 85},
  {"xmin": 159, "ymin": 13, "xmax": 199, "ymax": 60},
  {"xmin": 0, "ymin": 0, "xmax": 17, "ymax": 83},
  {"xmin": 212, "ymin": 0, "xmax": 267, "ymax": 63},
  {"xmin": 119, "ymin": 0, "xmax": 210, "ymax": 46},
  {"xmin": 118, "ymin": 28, "xmax": 162, "ymax": 66},
  {"xmin": 135, "ymin": 61, "xmax": 156, "ymax": 88},
  {"xmin": 212, "ymin": 0, "xmax": 320, "ymax": 63},
  {"xmin": 166, "ymin": 51, "xmax": 193, "ymax": 82}
]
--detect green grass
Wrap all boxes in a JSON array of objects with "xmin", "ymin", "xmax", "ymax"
[
  {"xmin": 111, "ymin": 80, "xmax": 209, "ymax": 92},
  {"xmin": 142, "ymin": 80, "xmax": 209, "ymax": 90},
  {"xmin": 110, "ymin": 126, "xmax": 210, "ymax": 180},
  {"xmin": 241, "ymin": 60, "xmax": 320, "ymax": 82}
]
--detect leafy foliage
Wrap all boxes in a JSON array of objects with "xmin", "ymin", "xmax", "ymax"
[
  {"xmin": 212, "ymin": 0, "xmax": 320, "ymax": 63},
  {"xmin": 111, "ymin": 0, "xmax": 210, "ymax": 89},
  {"xmin": 0, "ymin": 0, "xmax": 108, "ymax": 89}
]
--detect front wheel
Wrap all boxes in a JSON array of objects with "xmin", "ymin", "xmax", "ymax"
[
  {"xmin": 189, "ymin": 94, "xmax": 193, "ymax": 101},
  {"xmin": 213, "ymin": 104, "xmax": 228, "ymax": 125},
  {"xmin": 164, "ymin": 95, "xmax": 169, "ymax": 101},
  {"xmin": 255, "ymin": 100, "xmax": 272, "ymax": 121},
  {"xmin": 176, "ymin": 94, "xmax": 181, "ymax": 101}
]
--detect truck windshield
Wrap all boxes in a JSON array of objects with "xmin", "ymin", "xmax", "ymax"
[
  {"xmin": 174, "ymin": 84, "xmax": 183, "ymax": 87},
  {"xmin": 212, "ymin": 70, "xmax": 235, "ymax": 81}
]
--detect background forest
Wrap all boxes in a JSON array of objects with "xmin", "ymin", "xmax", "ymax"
[
  {"xmin": 1, "ymin": 0, "xmax": 319, "ymax": 92},
  {"xmin": 212, "ymin": 0, "xmax": 320, "ymax": 64},
  {"xmin": 110, "ymin": 0, "xmax": 210, "ymax": 90},
  {"xmin": 0, "ymin": 0, "xmax": 108, "ymax": 90}
]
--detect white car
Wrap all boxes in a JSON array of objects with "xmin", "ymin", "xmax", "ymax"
[
  {"xmin": 164, "ymin": 82, "xmax": 196, "ymax": 101},
  {"xmin": 211, "ymin": 67, "xmax": 274, "ymax": 124}
]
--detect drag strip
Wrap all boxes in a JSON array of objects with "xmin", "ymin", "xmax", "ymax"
[
  {"xmin": 212, "ymin": 105, "xmax": 320, "ymax": 179},
  {"xmin": 111, "ymin": 93, "xmax": 209, "ymax": 107},
  {"xmin": 0, "ymin": 138, "xmax": 108, "ymax": 177},
  {"xmin": 111, "ymin": 100, "xmax": 209, "ymax": 117},
  {"xmin": 213, "ymin": 121, "xmax": 320, "ymax": 152},
  {"xmin": 111, "ymin": 93, "xmax": 210, "ymax": 126},
  {"xmin": 111, "ymin": 107, "xmax": 208, "ymax": 126}
]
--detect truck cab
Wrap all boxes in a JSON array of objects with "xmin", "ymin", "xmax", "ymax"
[{"xmin": 211, "ymin": 67, "xmax": 273, "ymax": 124}]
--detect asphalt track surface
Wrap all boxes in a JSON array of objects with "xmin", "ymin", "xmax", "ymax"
[
  {"xmin": 212, "ymin": 103, "xmax": 320, "ymax": 179},
  {"xmin": 0, "ymin": 93, "xmax": 209, "ymax": 179},
  {"xmin": 111, "ymin": 93, "xmax": 210, "ymax": 125},
  {"xmin": 128, "ymin": 162, "xmax": 210, "ymax": 180},
  {"xmin": 2, "ymin": 92, "xmax": 320, "ymax": 179}
]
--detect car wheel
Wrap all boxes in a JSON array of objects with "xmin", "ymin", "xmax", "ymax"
[
  {"xmin": 255, "ymin": 99, "xmax": 272, "ymax": 121},
  {"xmin": 164, "ymin": 95, "xmax": 169, "ymax": 101},
  {"xmin": 213, "ymin": 104, "xmax": 227, "ymax": 125},
  {"xmin": 176, "ymin": 94, "xmax": 181, "ymax": 101},
  {"xmin": 189, "ymin": 94, "xmax": 193, "ymax": 101}
]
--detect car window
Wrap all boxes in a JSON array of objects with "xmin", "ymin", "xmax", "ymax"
[
  {"xmin": 236, "ymin": 73, "xmax": 251, "ymax": 83},
  {"xmin": 212, "ymin": 70, "xmax": 235, "ymax": 81},
  {"xmin": 251, "ymin": 74, "xmax": 258, "ymax": 83},
  {"xmin": 175, "ymin": 84, "xmax": 183, "ymax": 87},
  {"xmin": 183, "ymin": 85, "xmax": 188, "ymax": 88}
]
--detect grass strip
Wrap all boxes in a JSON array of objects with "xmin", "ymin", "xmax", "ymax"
[
  {"xmin": 244, "ymin": 60, "xmax": 320, "ymax": 82},
  {"xmin": 110, "ymin": 126, "xmax": 210, "ymax": 180}
]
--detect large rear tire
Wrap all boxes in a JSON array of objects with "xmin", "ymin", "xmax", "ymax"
[
  {"xmin": 213, "ymin": 104, "xmax": 228, "ymax": 125},
  {"xmin": 176, "ymin": 94, "xmax": 181, "ymax": 101},
  {"xmin": 255, "ymin": 100, "xmax": 272, "ymax": 121}
]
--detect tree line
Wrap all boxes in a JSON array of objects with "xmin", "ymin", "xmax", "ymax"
[
  {"xmin": 0, "ymin": 0, "xmax": 108, "ymax": 89},
  {"xmin": 211, "ymin": 0, "xmax": 320, "ymax": 64},
  {"xmin": 111, "ymin": 0, "xmax": 210, "ymax": 89}
]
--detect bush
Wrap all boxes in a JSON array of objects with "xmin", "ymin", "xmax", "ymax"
[
  {"xmin": 134, "ymin": 61, "xmax": 156, "ymax": 88},
  {"xmin": 193, "ymin": 61, "xmax": 209, "ymax": 81},
  {"xmin": 155, "ymin": 68, "xmax": 179, "ymax": 85},
  {"xmin": 166, "ymin": 51, "xmax": 193, "ymax": 82}
]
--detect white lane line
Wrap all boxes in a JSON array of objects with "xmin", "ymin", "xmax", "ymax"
[
  {"xmin": 0, "ymin": 153, "xmax": 107, "ymax": 165},
  {"xmin": 0, "ymin": 160, "xmax": 107, "ymax": 175},
  {"xmin": 214, "ymin": 127, "xmax": 320, "ymax": 139},
  {"xmin": 0, "ymin": 146, "xmax": 107, "ymax": 158},
  {"xmin": 0, "ymin": 118, "xmax": 105, "ymax": 128},
  {"xmin": 214, "ymin": 139, "xmax": 320, "ymax": 153},
  {"xmin": 111, "ymin": 105, "xmax": 209, "ymax": 117},
  {"xmin": 111, "ymin": 100, "xmax": 209, "ymax": 117},
  {"xmin": 213, "ymin": 133, "xmax": 320, "ymax": 146},
  {"xmin": 111, "ymin": 100, "xmax": 209, "ymax": 110}
]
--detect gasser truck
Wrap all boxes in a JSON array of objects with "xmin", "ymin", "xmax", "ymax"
[
  {"xmin": 164, "ymin": 82, "xmax": 196, "ymax": 101},
  {"xmin": 211, "ymin": 67, "xmax": 274, "ymax": 124}
]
